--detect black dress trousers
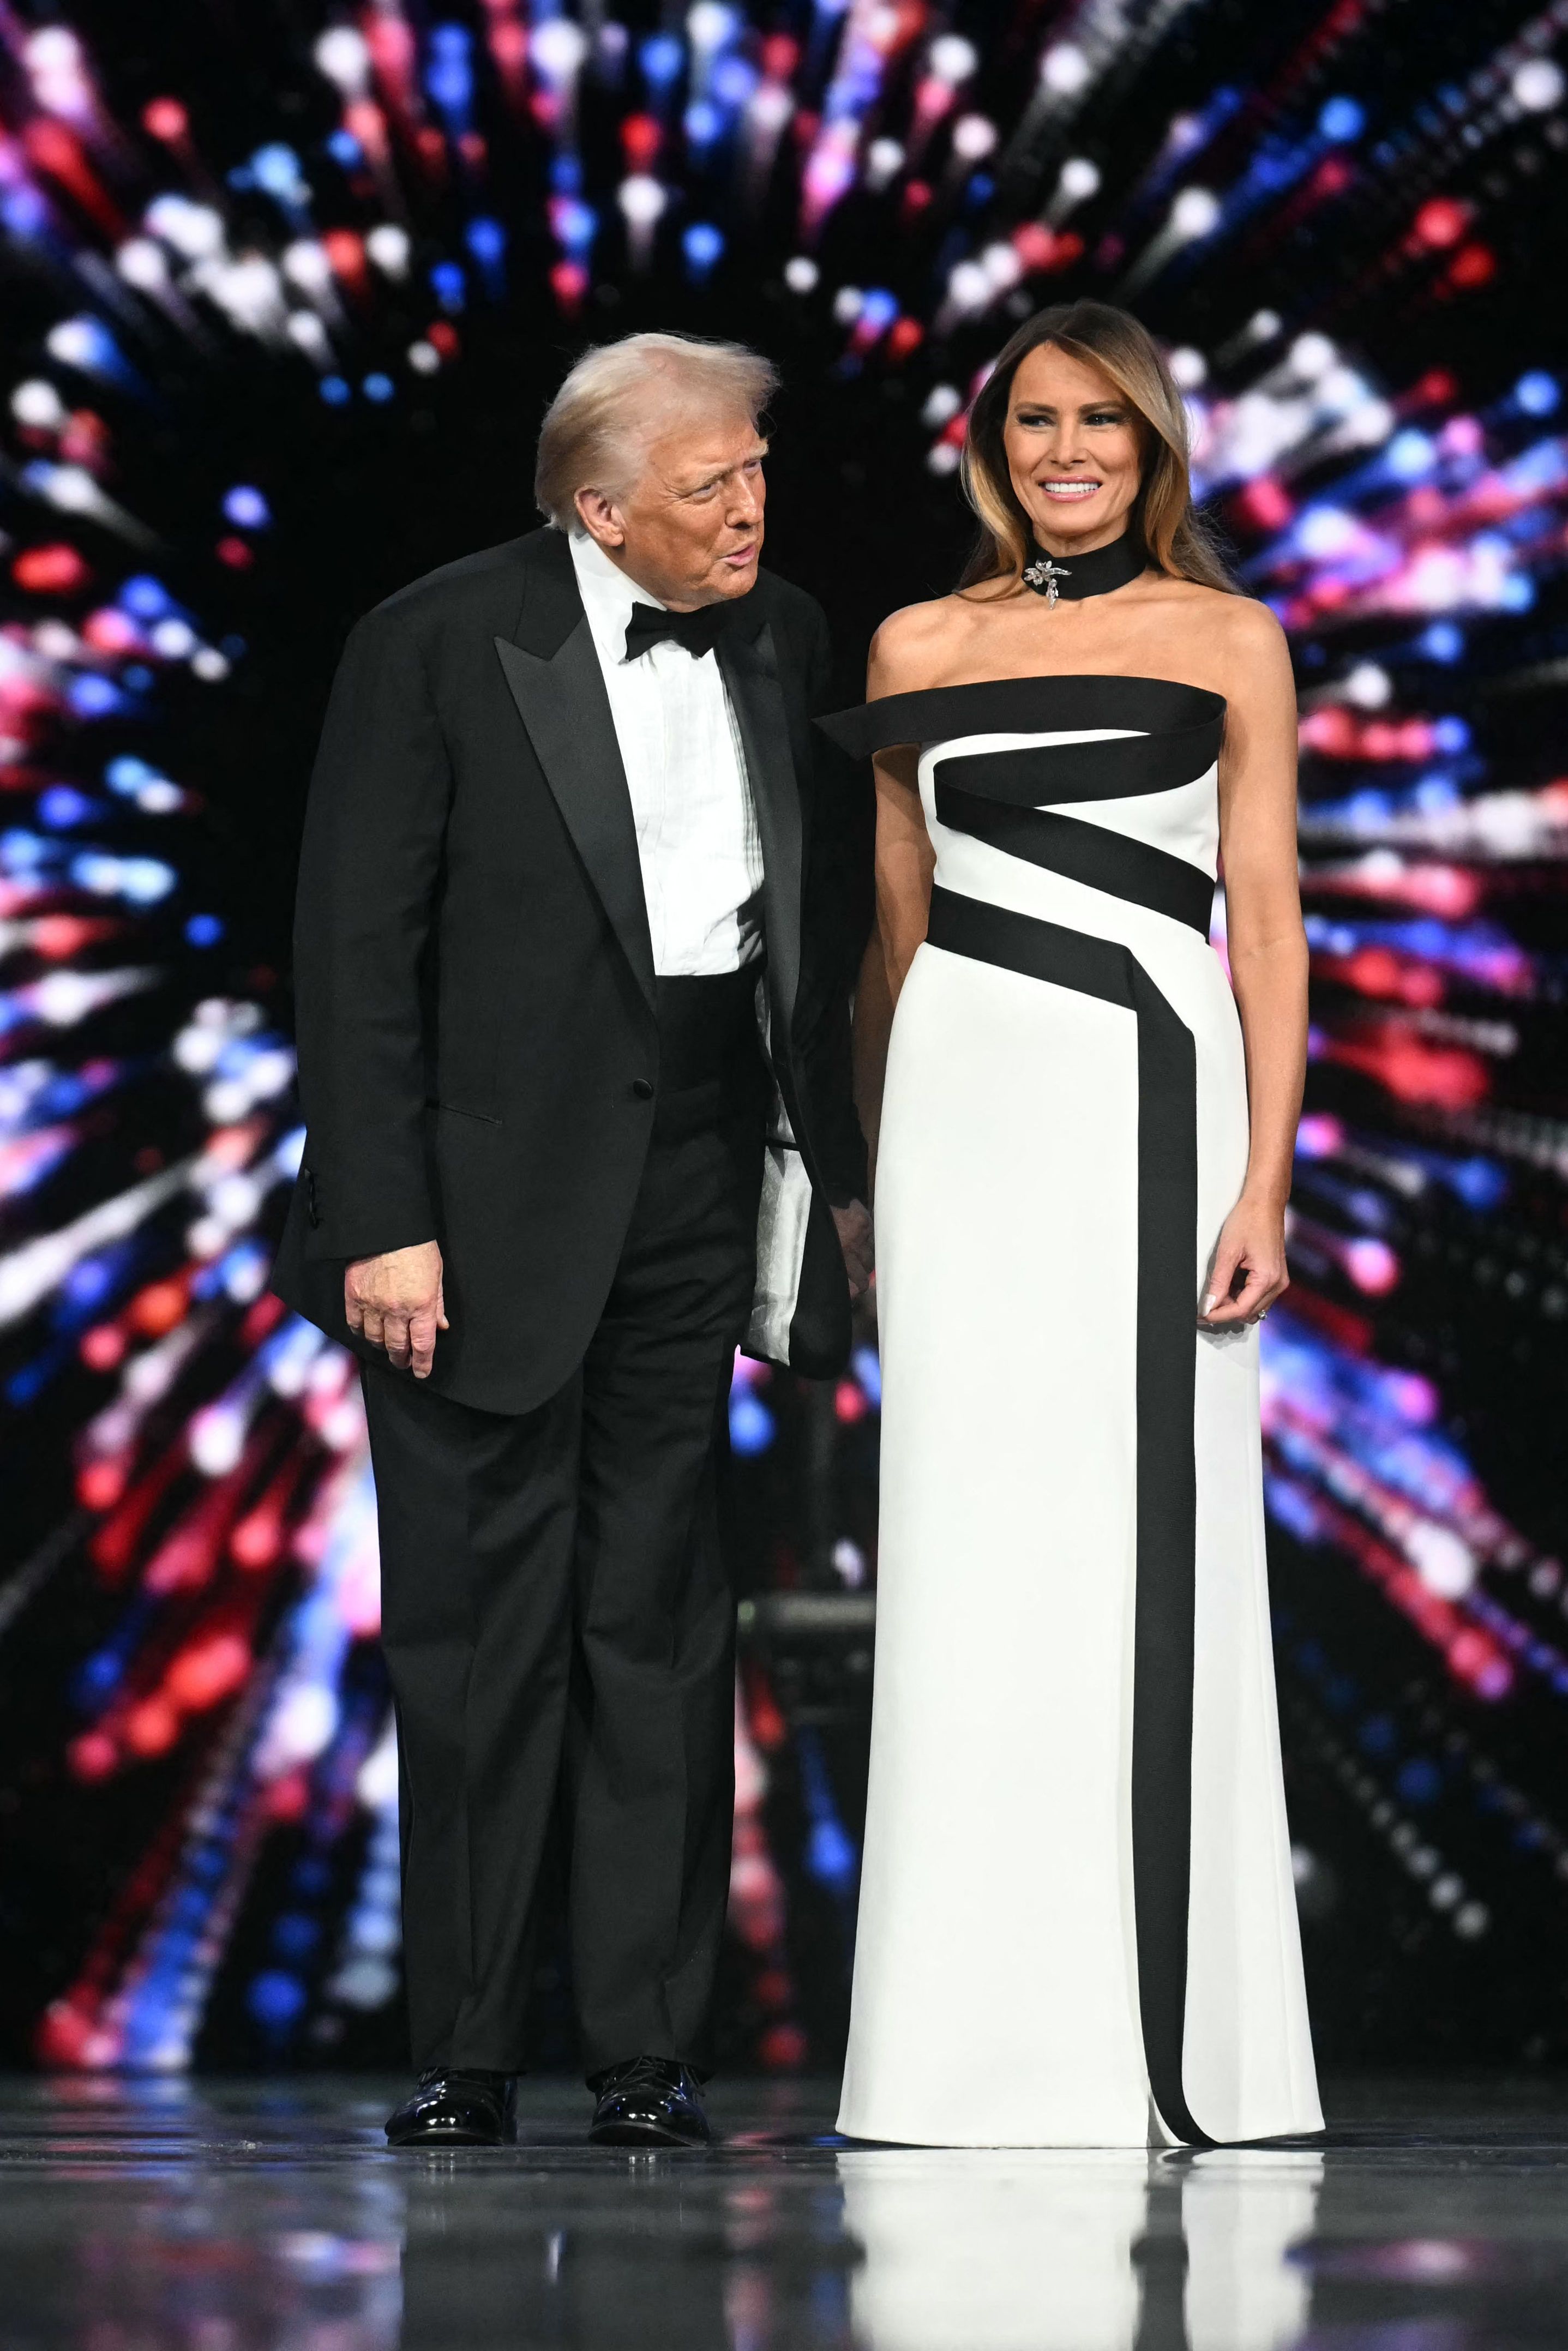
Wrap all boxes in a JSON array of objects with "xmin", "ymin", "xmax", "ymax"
[{"xmin": 362, "ymin": 971, "xmax": 767, "ymax": 2079}]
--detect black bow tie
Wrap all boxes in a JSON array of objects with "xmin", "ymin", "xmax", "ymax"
[{"xmin": 623, "ymin": 600, "xmax": 732, "ymax": 663}]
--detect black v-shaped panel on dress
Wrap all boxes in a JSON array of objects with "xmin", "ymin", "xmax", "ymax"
[
  {"xmin": 819, "ymin": 674, "xmax": 1225, "ymax": 934},
  {"xmin": 934, "ymin": 785, "xmax": 1217, "ymax": 934}
]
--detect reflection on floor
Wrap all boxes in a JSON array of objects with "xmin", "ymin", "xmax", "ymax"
[{"xmin": 5, "ymin": 2076, "xmax": 1568, "ymax": 2348}]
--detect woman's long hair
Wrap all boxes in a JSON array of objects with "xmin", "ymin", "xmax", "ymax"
[{"xmin": 957, "ymin": 300, "xmax": 1239, "ymax": 596}]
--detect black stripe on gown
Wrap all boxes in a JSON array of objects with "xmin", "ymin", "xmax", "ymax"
[
  {"xmin": 933, "ymin": 783, "xmax": 1215, "ymax": 935},
  {"xmin": 923, "ymin": 882, "xmax": 1213, "ymax": 2151},
  {"xmin": 816, "ymin": 674, "xmax": 1225, "ymax": 781},
  {"xmin": 932, "ymin": 723, "xmax": 1222, "ymax": 806}
]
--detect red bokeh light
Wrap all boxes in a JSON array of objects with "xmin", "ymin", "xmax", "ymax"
[
  {"xmin": 345, "ymin": 100, "xmax": 389, "ymax": 162},
  {"xmin": 130, "ymin": 1276, "xmax": 190, "ymax": 1336},
  {"xmin": 232, "ymin": 1474, "xmax": 291, "ymax": 1566},
  {"xmin": 759, "ymin": 2022, "xmax": 808, "ymax": 2071},
  {"xmin": 1318, "ymin": 946, "xmax": 1445, "ymax": 1009},
  {"xmin": 35, "ymin": 1997, "xmax": 96, "ymax": 2065},
  {"xmin": 489, "ymin": 20, "xmax": 527, "ymax": 76},
  {"xmin": 82, "ymin": 607, "xmax": 141, "ymax": 653},
  {"xmin": 239, "ymin": 1292, "xmax": 287, "ymax": 1348},
  {"xmin": 13, "ymin": 544, "xmax": 90, "ymax": 596},
  {"xmin": 67, "ymin": 1731, "xmax": 118, "ymax": 1783},
  {"xmin": 743, "ymin": 1663, "xmax": 788, "ymax": 1751},
  {"xmin": 164, "ymin": 1633, "xmax": 251, "ymax": 1713},
  {"xmin": 323, "ymin": 229, "xmax": 368, "ymax": 286},
  {"xmin": 620, "ymin": 113, "xmax": 662, "ymax": 169},
  {"xmin": 550, "ymin": 261, "xmax": 588, "ymax": 314},
  {"xmin": 142, "ymin": 98, "xmax": 189, "ymax": 143},
  {"xmin": 76, "ymin": 1459, "xmax": 127, "ymax": 1513},
  {"xmin": 1236, "ymin": 477, "xmax": 1294, "ymax": 532},
  {"xmin": 1323, "ymin": 1027, "xmax": 1490, "ymax": 1110},
  {"xmin": 1449, "ymin": 242, "xmax": 1495, "ymax": 289},
  {"xmin": 79, "ymin": 1325, "xmax": 127, "ymax": 1374},
  {"xmin": 216, "ymin": 537, "xmax": 254, "ymax": 570},
  {"xmin": 265, "ymin": 1770, "xmax": 311, "ymax": 1821},
  {"xmin": 124, "ymin": 1697, "xmax": 179, "ymax": 1758},
  {"xmin": 1414, "ymin": 197, "xmax": 1468, "ymax": 250}
]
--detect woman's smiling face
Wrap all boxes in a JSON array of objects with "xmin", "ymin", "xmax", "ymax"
[{"xmin": 1002, "ymin": 342, "xmax": 1147, "ymax": 556}]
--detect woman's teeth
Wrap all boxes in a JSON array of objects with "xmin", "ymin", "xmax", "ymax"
[{"xmin": 1042, "ymin": 481, "xmax": 1100, "ymax": 497}]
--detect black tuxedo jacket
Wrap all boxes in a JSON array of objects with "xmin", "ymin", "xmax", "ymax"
[{"xmin": 271, "ymin": 527, "xmax": 870, "ymax": 1416}]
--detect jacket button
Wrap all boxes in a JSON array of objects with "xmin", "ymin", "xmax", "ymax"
[{"xmin": 631, "ymin": 1078, "xmax": 654, "ymax": 1101}]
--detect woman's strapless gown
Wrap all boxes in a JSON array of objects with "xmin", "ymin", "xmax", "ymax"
[{"xmin": 818, "ymin": 676, "xmax": 1322, "ymax": 2149}]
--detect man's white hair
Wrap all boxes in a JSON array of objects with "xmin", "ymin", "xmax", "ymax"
[{"xmin": 534, "ymin": 332, "xmax": 778, "ymax": 531}]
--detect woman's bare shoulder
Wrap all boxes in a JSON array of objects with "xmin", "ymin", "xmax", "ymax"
[
  {"xmin": 868, "ymin": 593, "xmax": 989, "ymax": 695},
  {"xmin": 1209, "ymin": 591, "xmax": 1293, "ymax": 692},
  {"xmin": 1142, "ymin": 579, "xmax": 1291, "ymax": 696},
  {"xmin": 1158, "ymin": 577, "xmax": 1285, "ymax": 647}
]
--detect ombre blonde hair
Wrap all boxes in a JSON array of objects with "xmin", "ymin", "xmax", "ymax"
[
  {"xmin": 957, "ymin": 300, "xmax": 1238, "ymax": 596},
  {"xmin": 534, "ymin": 332, "xmax": 778, "ymax": 530}
]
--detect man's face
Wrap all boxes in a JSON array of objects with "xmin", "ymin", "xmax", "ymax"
[{"xmin": 575, "ymin": 408, "xmax": 767, "ymax": 609}]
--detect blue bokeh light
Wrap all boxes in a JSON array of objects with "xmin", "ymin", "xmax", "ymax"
[
  {"xmin": 640, "ymin": 33, "xmax": 684, "ymax": 87},
  {"xmin": 1514, "ymin": 371, "xmax": 1559, "ymax": 416},
  {"xmin": 247, "ymin": 1970, "xmax": 307, "ymax": 2029},
  {"xmin": 223, "ymin": 485, "xmax": 271, "ymax": 530},
  {"xmin": 729, "ymin": 1390, "xmax": 774, "ymax": 1454},
  {"xmin": 1318, "ymin": 96, "xmax": 1366, "ymax": 142},
  {"xmin": 682, "ymin": 221, "xmax": 724, "ymax": 277}
]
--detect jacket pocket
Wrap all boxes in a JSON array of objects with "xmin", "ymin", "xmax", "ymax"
[{"xmin": 428, "ymin": 1100, "xmax": 503, "ymax": 1127}]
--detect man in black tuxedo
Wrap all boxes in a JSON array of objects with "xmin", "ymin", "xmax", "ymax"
[{"xmin": 272, "ymin": 333, "xmax": 871, "ymax": 2148}]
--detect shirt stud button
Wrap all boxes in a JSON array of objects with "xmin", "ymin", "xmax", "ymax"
[{"xmin": 631, "ymin": 1078, "xmax": 655, "ymax": 1100}]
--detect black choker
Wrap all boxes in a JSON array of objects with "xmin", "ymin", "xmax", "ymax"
[{"xmin": 1022, "ymin": 529, "xmax": 1147, "ymax": 608}]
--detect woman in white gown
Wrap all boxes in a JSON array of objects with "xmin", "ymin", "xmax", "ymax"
[{"xmin": 821, "ymin": 302, "xmax": 1322, "ymax": 2149}]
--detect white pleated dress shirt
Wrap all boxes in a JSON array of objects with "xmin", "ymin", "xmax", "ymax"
[{"xmin": 569, "ymin": 528, "xmax": 765, "ymax": 976}]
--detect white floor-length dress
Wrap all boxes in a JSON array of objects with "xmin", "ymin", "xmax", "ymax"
[{"xmin": 819, "ymin": 676, "xmax": 1322, "ymax": 2149}]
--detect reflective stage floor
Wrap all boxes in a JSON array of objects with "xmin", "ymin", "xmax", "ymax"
[{"xmin": 6, "ymin": 2076, "xmax": 1568, "ymax": 2349}]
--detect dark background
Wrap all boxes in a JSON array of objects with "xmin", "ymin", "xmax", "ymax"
[{"xmin": 1, "ymin": 0, "xmax": 1565, "ymax": 2078}]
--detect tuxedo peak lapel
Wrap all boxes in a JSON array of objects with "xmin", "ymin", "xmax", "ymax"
[
  {"xmin": 494, "ymin": 607, "xmax": 656, "ymax": 1016},
  {"xmin": 720, "ymin": 620, "xmax": 802, "ymax": 1037},
  {"xmin": 510, "ymin": 526, "xmax": 585, "ymax": 660}
]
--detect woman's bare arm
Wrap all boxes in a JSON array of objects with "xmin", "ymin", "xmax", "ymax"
[
  {"xmin": 850, "ymin": 612, "xmax": 944, "ymax": 1188},
  {"xmin": 1204, "ymin": 601, "xmax": 1308, "ymax": 1326}
]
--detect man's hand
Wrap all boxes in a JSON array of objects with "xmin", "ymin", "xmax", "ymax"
[
  {"xmin": 345, "ymin": 1240, "xmax": 448, "ymax": 1378},
  {"xmin": 832, "ymin": 1200, "xmax": 874, "ymax": 1303}
]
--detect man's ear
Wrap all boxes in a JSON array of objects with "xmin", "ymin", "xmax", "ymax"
[{"xmin": 575, "ymin": 486, "xmax": 626, "ymax": 549}]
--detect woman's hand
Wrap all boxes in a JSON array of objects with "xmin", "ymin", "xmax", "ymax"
[{"xmin": 1201, "ymin": 1194, "xmax": 1288, "ymax": 1328}]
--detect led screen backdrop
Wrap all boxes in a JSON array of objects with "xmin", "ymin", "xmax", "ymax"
[{"xmin": 0, "ymin": 0, "xmax": 1565, "ymax": 2077}]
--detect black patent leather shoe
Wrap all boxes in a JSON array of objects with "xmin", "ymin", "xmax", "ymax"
[
  {"xmin": 588, "ymin": 2055, "xmax": 712, "ymax": 2148},
  {"xmin": 385, "ymin": 2067, "xmax": 516, "ymax": 2148}
]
